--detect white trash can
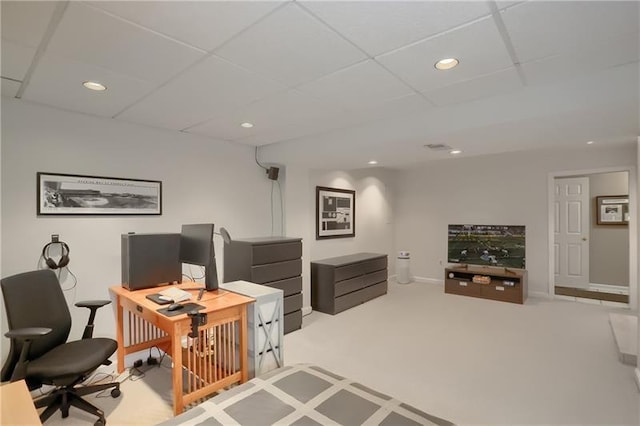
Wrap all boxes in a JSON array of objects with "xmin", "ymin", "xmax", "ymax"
[{"xmin": 396, "ymin": 251, "xmax": 411, "ymax": 284}]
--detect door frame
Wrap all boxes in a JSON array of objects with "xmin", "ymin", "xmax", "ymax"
[{"xmin": 547, "ymin": 166, "xmax": 637, "ymax": 310}]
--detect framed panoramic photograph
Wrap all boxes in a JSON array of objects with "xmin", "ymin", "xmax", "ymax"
[
  {"xmin": 596, "ymin": 195, "xmax": 629, "ymax": 225},
  {"xmin": 37, "ymin": 172, "xmax": 162, "ymax": 215},
  {"xmin": 316, "ymin": 186, "xmax": 355, "ymax": 239}
]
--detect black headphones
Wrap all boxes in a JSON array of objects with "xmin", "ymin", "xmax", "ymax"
[{"xmin": 42, "ymin": 241, "xmax": 70, "ymax": 270}]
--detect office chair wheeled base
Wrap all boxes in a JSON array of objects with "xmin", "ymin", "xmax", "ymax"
[{"xmin": 35, "ymin": 381, "xmax": 121, "ymax": 425}]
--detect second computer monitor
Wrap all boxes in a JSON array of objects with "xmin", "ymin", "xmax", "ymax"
[{"xmin": 179, "ymin": 223, "xmax": 218, "ymax": 291}]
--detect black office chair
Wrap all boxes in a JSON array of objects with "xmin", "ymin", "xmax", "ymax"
[{"xmin": 1, "ymin": 270, "xmax": 121, "ymax": 425}]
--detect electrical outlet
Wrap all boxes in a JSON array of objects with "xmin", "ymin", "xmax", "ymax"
[{"xmin": 133, "ymin": 359, "xmax": 143, "ymax": 368}]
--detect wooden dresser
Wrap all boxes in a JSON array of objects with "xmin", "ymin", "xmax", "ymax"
[
  {"xmin": 311, "ymin": 252, "xmax": 388, "ymax": 315},
  {"xmin": 224, "ymin": 236, "xmax": 303, "ymax": 333}
]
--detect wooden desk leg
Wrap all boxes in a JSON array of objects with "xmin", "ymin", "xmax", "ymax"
[
  {"xmin": 116, "ymin": 296, "xmax": 125, "ymax": 374},
  {"xmin": 171, "ymin": 324, "xmax": 184, "ymax": 415},
  {"xmin": 240, "ymin": 306, "xmax": 248, "ymax": 384}
]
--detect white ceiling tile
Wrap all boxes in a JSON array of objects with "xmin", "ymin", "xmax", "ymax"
[
  {"xmin": 22, "ymin": 53, "xmax": 156, "ymax": 117},
  {"xmin": 1, "ymin": 78, "xmax": 21, "ymax": 98},
  {"xmin": 88, "ymin": 1, "xmax": 284, "ymax": 52},
  {"xmin": 424, "ymin": 67, "xmax": 523, "ymax": 107},
  {"xmin": 300, "ymin": 0, "xmax": 491, "ymax": 56},
  {"xmin": 1, "ymin": 40, "xmax": 36, "ymax": 81},
  {"xmin": 1, "ymin": 1, "xmax": 57, "ymax": 47},
  {"xmin": 187, "ymin": 89, "xmax": 344, "ymax": 141},
  {"xmin": 118, "ymin": 55, "xmax": 287, "ymax": 130},
  {"xmin": 502, "ymin": 1, "xmax": 640, "ymax": 63},
  {"xmin": 215, "ymin": 3, "xmax": 367, "ymax": 87},
  {"xmin": 377, "ymin": 17, "xmax": 513, "ymax": 93},
  {"xmin": 46, "ymin": 2, "xmax": 205, "ymax": 85},
  {"xmin": 297, "ymin": 60, "xmax": 414, "ymax": 109},
  {"xmin": 521, "ymin": 32, "xmax": 640, "ymax": 86},
  {"xmin": 345, "ymin": 93, "xmax": 434, "ymax": 125}
]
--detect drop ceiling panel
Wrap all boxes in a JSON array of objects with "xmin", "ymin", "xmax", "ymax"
[
  {"xmin": 377, "ymin": 17, "xmax": 513, "ymax": 93},
  {"xmin": 215, "ymin": 3, "xmax": 367, "ymax": 87},
  {"xmin": 118, "ymin": 55, "xmax": 287, "ymax": 130},
  {"xmin": 502, "ymin": 1, "xmax": 640, "ymax": 63},
  {"xmin": 345, "ymin": 92, "xmax": 433, "ymax": 125},
  {"xmin": 22, "ymin": 53, "xmax": 155, "ymax": 117},
  {"xmin": 187, "ymin": 88, "xmax": 344, "ymax": 141},
  {"xmin": 1, "ymin": 40, "xmax": 36, "ymax": 81},
  {"xmin": 297, "ymin": 59, "xmax": 415, "ymax": 109},
  {"xmin": 300, "ymin": 1, "xmax": 491, "ymax": 57},
  {"xmin": 424, "ymin": 67, "xmax": 522, "ymax": 107},
  {"xmin": 45, "ymin": 2, "xmax": 205, "ymax": 85},
  {"xmin": 1, "ymin": 79, "xmax": 21, "ymax": 98},
  {"xmin": 521, "ymin": 32, "xmax": 640, "ymax": 86},
  {"xmin": 88, "ymin": 1, "xmax": 284, "ymax": 52},
  {"xmin": 1, "ymin": 1, "xmax": 57, "ymax": 47}
]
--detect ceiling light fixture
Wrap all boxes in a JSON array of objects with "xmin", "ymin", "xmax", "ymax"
[
  {"xmin": 586, "ymin": 140, "xmax": 594, "ymax": 145},
  {"xmin": 82, "ymin": 81, "xmax": 106, "ymax": 91},
  {"xmin": 450, "ymin": 150, "xmax": 462, "ymax": 155},
  {"xmin": 368, "ymin": 160, "xmax": 378, "ymax": 165},
  {"xmin": 240, "ymin": 122, "xmax": 254, "ymax": 128},
  {"xmin": 435, "ymin": 58, "xmax": 459, "ymax": 71}
]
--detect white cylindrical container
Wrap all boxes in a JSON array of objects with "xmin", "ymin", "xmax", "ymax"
[{"xmin": 396, "ymin": 251, "xmax": 411, "ymax": 284}]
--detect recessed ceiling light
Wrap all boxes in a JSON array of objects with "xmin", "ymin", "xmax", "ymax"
[
  {"xmin": 450, "ymin": 150, "xmax": 462, "ymax": 155},
  {"xmin": 240, "ymin": 122, "xmax": 254, "ymax": 128},
  {"xmin": 435, "ymin": 58, "xmax": 459, "ymax": 70},
  {"xmin": 82, "ymin": 81, "xmax": 106, "ymax": 91},
  {"xmin": 368, "ymin": 160, "xmax": 378, "ymax": 165},
  {"xmin": 586, "ymin": 140, "xmax": 594, "ymax": 145}
]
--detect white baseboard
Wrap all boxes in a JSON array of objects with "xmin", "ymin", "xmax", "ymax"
[
  {"xmin": 302, "ymin": 306, "xmax": 312, "ymax": 316},
  {"xmin": 589, "ymin": 283, "xmax": 630, "ymax": 295},
  {"xmin": 635, "ymin": 368, "xmax": 640, "ymax": 392},
  {"xmin": 409, "ymin": 276, "xmax": 444, "ymax": 286},
  {"xmin": 530, "ymin": 291, "xmax": 553, "ymax": 299}
]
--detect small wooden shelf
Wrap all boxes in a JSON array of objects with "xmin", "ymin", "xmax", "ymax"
[{"xmin": 444, "ymin": 265, "xmax": 527, "ymax": 304}]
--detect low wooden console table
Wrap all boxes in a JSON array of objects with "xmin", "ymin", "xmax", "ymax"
[
  {"xmin": 444, "ymin": 265, "xmax": 527, "ymax": 304},
  {"xmin": 109, "ymin": 283, "xmax": 254, "ymax": 414}
]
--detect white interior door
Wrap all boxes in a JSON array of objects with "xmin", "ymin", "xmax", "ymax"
[{"xmin": 554, "ymin": 177, "xmax": 590, "ymax": 288}]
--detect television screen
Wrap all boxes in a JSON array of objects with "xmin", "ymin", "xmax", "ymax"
[{"xmin": 448, "ymin": 224, "xmax": 525, "ymax": 269}]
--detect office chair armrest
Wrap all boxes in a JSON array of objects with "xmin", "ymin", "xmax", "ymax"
[
  {"xmin": 75, "ymin": 300, "xmax": 111, "ymax": 309},
  {"xmin": 75, "ymin": 300, "xmax": 111, "ymax": 339},
  {"xmin": 5, "ymin": 327, "xmax": 52, "ymax": 340},
  {"xmin": 5, "ymin": 327, "xmax": 52, "ymax": 382}
]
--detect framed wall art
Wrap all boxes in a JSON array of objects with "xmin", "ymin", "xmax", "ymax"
[
  {"xmin": 37, "ymin": 172, "xmax": 162, "ymax": 215},
  {"xmin": 316, "ymin": 186, "xmax": 355, "ymax": 239},
  {"xmin": 596, "ymin": 195, "xmax": 629, "ymax": 225}
]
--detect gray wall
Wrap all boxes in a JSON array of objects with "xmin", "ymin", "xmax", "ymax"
[
  {"xmin": 589, "ymin": 171, "xmax": 629, "ymax": 286},
  {"xmin": 1, "ymin": 99, "xmax": 275, "ymax": 363},
  {"xmin": 394, "ymin": 145, "xmax": 637, "ymax": 295}
]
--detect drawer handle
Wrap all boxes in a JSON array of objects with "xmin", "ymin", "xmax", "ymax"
[
  {"xmin": 136, "ymin": 305, "xmax": 143, "ymax": 312},
  {"xmin": 495, "ymin": 286, "xmax": 505, "ymax": 291},
  {"xmin": 459, "ymin": 281, "xmax": 467, "ymax": 287}
]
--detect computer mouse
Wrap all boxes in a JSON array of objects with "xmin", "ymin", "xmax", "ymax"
[{"xmin": 167, "ymin": 303, "xmax": 184, "ymax": 312}]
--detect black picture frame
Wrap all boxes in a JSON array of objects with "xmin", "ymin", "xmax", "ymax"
[
  {"xmin": 595, "ymin": 195, "xmax": 629, "ymax": 225},
  {"xmin": 37, "ymin": 172, "xmax": 162, "ymax": 215},
  {"xmin": 316, "ymin": 186, "xmax": 355, "ymax": 239}
]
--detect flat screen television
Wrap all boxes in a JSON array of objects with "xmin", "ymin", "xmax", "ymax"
[
  {"xmin": 179, "ymin": 223, "xmax": 218, "ymax": 291},
  {"xmin": 447, "ymin": 224, "xmax": 525, "ymax": 269}
]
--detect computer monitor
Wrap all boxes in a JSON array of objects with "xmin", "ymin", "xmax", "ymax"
[{"xmin": 179, "ymin": 223, "xmax": 218, "ymax": 291}]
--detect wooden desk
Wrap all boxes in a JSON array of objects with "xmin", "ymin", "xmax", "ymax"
[
  {"xmin": 109, "ymin": 283, "xmax": 254, "ymax": 415},
  {"xmin": 0, "ymin": 380, "xmax": 41, "ymax": 425}
]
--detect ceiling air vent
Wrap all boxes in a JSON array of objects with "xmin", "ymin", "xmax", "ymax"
[{"xmin": 424, "ymin": 143, "xmax": 452, "ymax": 151}]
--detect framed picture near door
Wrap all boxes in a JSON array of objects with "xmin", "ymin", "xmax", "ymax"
[
  {"xmin": 596, "ymin": 195, "xmax": 629, "ymax": 225},
  {"xmin": 316, "ymin": 186, "xmax": 355, "ymax": 239}
]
